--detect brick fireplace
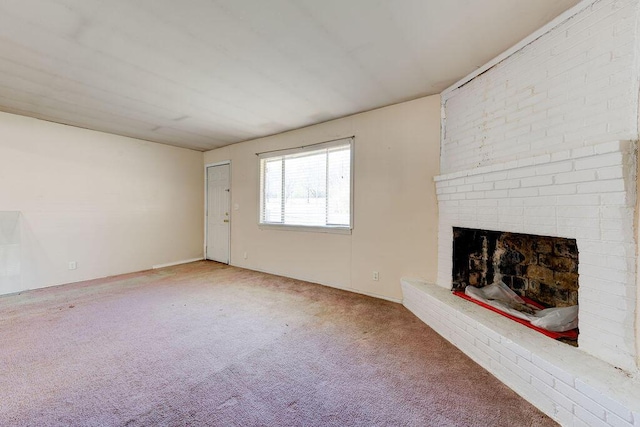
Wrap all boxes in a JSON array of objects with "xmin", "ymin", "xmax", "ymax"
[
  {"xmin": 433, "ymin": 138, "xmax": 637, "ymax": 369},
  {"xmin": 401, "ymin": 1, "xmax": 640, "ymax": 423},
  {"xmin": 402, "ymin": 140, "xmax": 639, "ymax": 425}
]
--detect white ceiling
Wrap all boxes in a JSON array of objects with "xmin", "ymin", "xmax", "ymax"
[{"xmin": 0, "ymin": 0, "xmax": 581, "ymax": 151}]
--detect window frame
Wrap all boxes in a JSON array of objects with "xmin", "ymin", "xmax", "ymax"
[{"xmin": 257, "ymin": 137, "xmax": 354, "ymax": 234}]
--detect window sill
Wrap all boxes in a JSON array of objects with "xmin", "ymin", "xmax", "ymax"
[{"xmin": 258, "ymin": 223, "xmax": 352, "ymax": 235}]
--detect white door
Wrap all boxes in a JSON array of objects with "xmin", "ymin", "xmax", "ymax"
[{"xmin": 206, "ymin": 164, "xmax": 230, "ymax": 263}]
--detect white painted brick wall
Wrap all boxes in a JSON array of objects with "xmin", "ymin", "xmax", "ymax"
[
  {"xmin": 429, "ymin": 4, "xmax": 640, "ymax": 420},
  {"xmin": 441, "ymin": 0, "xmax": 640, "ymax": 174},
  {"xmin": 434, "ymin": 141, "xmax": 637, "ymax": 372},
  {"xmin": 402, "ymin": 279, "xmax": 640, "ymax": 427}
]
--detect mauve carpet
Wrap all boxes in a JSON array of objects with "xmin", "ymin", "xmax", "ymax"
[{"xmin": 0, "ymin": 261, "xmax": 558, "ymax": 426}]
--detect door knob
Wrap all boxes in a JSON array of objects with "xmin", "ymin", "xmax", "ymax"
[{"xmin": 223, "ymin": 219, "xmax": 229, "ymax": 223}]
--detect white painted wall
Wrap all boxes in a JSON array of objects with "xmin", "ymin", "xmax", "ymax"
[
  {"xmin": 0, "ymin": 111, "xmax": 204, "ymax": 295},
  {"xmin": 203, "ymin": 96, "xmax": 441, "ymax": 302},
  {"xmin": 441, "ymin": 0, "xmax": 640, "ymax": 175}
]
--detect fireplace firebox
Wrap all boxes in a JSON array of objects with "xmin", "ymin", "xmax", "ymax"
[{"xmin": 452, "ymin": 227, "xmax": 578, "ymax": 308}]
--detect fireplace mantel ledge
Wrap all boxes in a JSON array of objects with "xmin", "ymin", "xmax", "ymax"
[
  {"xmin": 402, "ymin": 278, "xmax": 640, "ymax": 425},
  {"xmin": 434, "ymin": 140, "xmax": 631, "ymax": 183}
]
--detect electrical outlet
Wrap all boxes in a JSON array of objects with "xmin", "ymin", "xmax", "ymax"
[
  {"xmin": 68, "ymin": 261, "xmax": 77, "ymax": 270},
  {"xmin": 372, "ymin": 271, "xmax": 379, "ymax": 281},
  {"xmin": 243, "ymin": 251, "xmax": 248, "ymax": 259}
]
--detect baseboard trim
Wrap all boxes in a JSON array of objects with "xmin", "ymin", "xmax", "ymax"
[
  {"xmin": 152, "ymin": 257, "xmax": 204, "ymax": 269},
  {"xmin": 333, "ymin": 284, "xmax": 403, "ymax": 304},
  {"xmin": 229, "ymin": 263, "xmax": 403, "ymax": 304}
]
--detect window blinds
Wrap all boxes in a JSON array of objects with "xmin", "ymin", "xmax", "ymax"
[{"xmin": 259, "ymin": 138, "xmax": 352, "ymax": 229}]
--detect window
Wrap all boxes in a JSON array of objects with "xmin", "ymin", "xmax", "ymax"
[{"xmin": 259, "ymin": 137, "xmax": 353, "ymax": 232}]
